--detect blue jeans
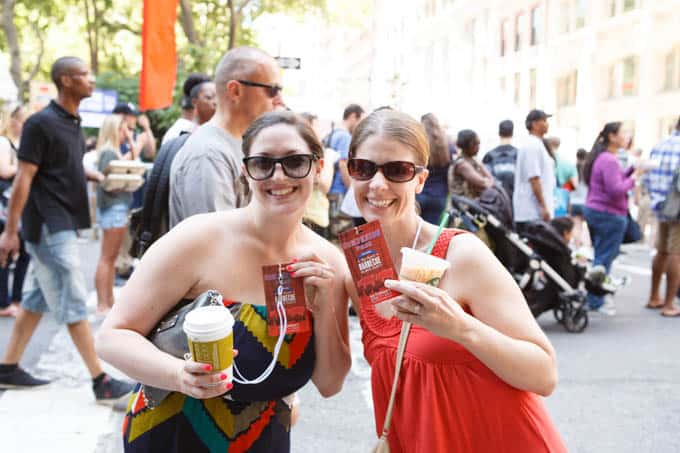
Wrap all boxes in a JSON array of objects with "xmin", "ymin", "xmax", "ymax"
[
  {"xmin": 416, "ymin": 193, "xmax": 447, "ymax": 225},
  {"xmin": 583, "ymin": 207, "xmax": 628, "ymax": 309},
  {"xmin": 22, "ymin": 225, "xmax": 88, "ymax": 324}
]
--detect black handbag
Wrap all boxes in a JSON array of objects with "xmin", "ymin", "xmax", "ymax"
[
  {"xmin": 623, "ymin": 211, "xmax": 642, "ymax": 244},
  {"xmin": 142, "ymin": 289, "xmax": 223, "ymax": 407}
]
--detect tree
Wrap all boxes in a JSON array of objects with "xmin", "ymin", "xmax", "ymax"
[
  {"xmin": 177, "ymin": 0, "xmax": 326, "ymax": 74},
  {"xmin": 0, "ymin": 0, "xmax": 58, "ymax": 101}
]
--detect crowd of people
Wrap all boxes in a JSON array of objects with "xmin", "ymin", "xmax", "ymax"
[{"xmin": 0, "ymin": 47, "xmax": 678, "ymax": 452}]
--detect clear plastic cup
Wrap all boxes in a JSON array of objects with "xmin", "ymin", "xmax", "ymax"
[{"xmin": 399, "ymin": 247, "xmax": 451, "ymax": 286}]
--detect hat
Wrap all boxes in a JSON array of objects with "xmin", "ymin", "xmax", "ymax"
[
  {"xmin": 525, "ymin": 109, "xmax": 552, "ymax": 130},
  {"xmin": 112, "ymin": 102, "xmax": 139, "ymax": 116}
]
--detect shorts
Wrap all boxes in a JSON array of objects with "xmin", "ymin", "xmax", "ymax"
[
  {"xmin": 97, "ymin": 203, "xmax": 129, "ymax": 230},
  {"xmin": 570, "ymin": 203, "xmax": 584, "ymax": 217},
  {"xmin": 22, "ymin": 225, "xmax": 88, "ymax": 324},
  {"xmin": 656, "ymin": 221, "xmax": 680, "ymax": 254}
]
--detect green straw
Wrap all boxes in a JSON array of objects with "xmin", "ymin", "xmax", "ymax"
[{"xmin": 425, "ymin": 212, "xmax": 450, "ymax": 254}]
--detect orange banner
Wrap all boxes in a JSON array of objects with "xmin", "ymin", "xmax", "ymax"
[{"xmin": 139, "ymin": 0, "xmax": 179, "ymax": 111}]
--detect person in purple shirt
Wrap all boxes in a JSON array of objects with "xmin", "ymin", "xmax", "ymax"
[{"xmin": 583, "ymin": 122, "xmax": 647, "ymax": 314}]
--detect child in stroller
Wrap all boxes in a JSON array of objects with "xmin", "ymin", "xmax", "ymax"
[{"xmin": 449, "ymin": 185, "xmax": 616, "ymax": 333}]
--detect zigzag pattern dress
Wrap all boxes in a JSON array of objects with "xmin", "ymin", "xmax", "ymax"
[{"xmin": 122, "ymin": 301, "xmax": 315, "ymax": 453}]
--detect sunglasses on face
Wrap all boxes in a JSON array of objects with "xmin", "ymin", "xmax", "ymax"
[
  {"xmin": 347, "ymin": 158, "xmax": 425, "ymax": 183},
  {"xmin": 243, "ymin": 154, "xmax": 317, "ymax": 180},
  {"xmin": 237, "ymin": 80, "xmax": 283, "ymax": 98}
]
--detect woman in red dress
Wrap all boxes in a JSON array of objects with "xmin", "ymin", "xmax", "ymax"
[{"xmin": 344, "ymin": 110, "xmax": 567, "ymax": 452}]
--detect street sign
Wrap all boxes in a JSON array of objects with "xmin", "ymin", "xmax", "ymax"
[{"xmin": 275, "ymin": 57, "xmax": 301, "ymax": 70}]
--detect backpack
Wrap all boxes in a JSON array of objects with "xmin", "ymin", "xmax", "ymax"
[
  {"xmin": 129, "ymin": 133, "xmax": 190, "ymax": 258},
  {"xmin": 661, "ymin": 167, "xmax": 680, "ymax": 220}
]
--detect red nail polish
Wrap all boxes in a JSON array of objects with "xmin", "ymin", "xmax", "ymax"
[
  {"xmin": 292, "ymin": 258, "xmax": 298, "ymax": 263},
  {"xmin": 286, "ymin": 265, "xmax": 293, "ymax": 271},
  {"xmin": 203, "ymin": 364, "xmax": 212, "ymax": 371},
  {"xmin": 226, "ymin": 382, "xmax": 234, "ymax": 391},
  {"xmin": 290, "ymin": 272, "xmax": 296, "ymax": 277},
  {"xmin": 220, "ymin": 373, "xmax": 227, "ymax": 380}
]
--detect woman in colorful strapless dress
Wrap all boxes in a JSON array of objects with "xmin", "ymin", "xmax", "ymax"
[
  {"xmin": 96, "ymin": 111, "xmax": 351, "ymax": 452},
  {"xmin": 344, "ymin": 110, "xmax": 567, "ymax": 452}
]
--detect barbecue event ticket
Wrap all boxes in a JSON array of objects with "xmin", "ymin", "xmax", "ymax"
[
  {"xmin": 262, "ymin": 264, "xmax": 311, "ymax": 336},
  {"xmin": 339, "ymin": 220, "xmax": 399, "ymax": 307}
]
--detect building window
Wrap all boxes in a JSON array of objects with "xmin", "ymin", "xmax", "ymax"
[
  {"xmin": 514, "ymin": 73, "xmax": 521, "ymax": 105},
  {"xmin": 514, "ymin": 15, "xmax": 521, "ymax": 51},
  {"xmin": 575, "ymin": 0, "xmax": 587, "ymax": 28},
  {"xmin": 664, "ymin": 47, "xmax": 680, "ymax": 91},
  {"xmin": 622, "ymin": 56, "xmax": 638, "ymax": 96},
  {"xmin": 530, "ymin": 6, "xmax": 544, "ymax": 46},
  {"xmin": 557, "ymin": 70, "xmax": 578, "ymax": 107},
  {"xmin": 607, "ymin": 56, "xmax": 639, "ymax": 98},
  {"xmin": 623, "ymin": 0, "xmax": 636, "ymax": 12},
  {"xmin": 500, "ymin": 19, "xmax": 509, "ymax": 56},
  {"xmin": 515, "ymin": 13, "xmax": 528, "ymax": 51},
  {"xmin": 529, "ymin": 69, "xmax": 537, "ymax": 107}
]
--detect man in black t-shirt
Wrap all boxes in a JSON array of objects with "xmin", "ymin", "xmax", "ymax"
[
  {"xmin": 483, "ymin": 119, "xmax": 518, "ymax": 202},
  {"xmin": 0, "ymin": 57, "xmax": 133, "ymax": 405}
]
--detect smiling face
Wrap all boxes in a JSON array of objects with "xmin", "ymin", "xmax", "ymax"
[
  {"xmin": 243, "ymin": 123, "xmax": 321, "ymax": 214},
  {"xmin": 351, "ymin": 134, "xmax": 428, "ymax": 225}
]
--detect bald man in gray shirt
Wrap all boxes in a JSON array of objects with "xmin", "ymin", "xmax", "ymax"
[{"xmin": 168, "ymin": 46, "xmax": 284, "ymax": 227}]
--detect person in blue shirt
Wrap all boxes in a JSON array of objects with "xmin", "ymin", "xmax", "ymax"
[{"xmin": 417, "ymin": 113, "xmax": 450, "ymax": 223}]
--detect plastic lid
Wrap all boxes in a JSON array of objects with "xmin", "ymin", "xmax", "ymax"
[{"xmin": 183, "ymin": 306, "xmax": 234, "ymax": 336}]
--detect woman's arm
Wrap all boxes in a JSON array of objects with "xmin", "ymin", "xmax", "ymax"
[
  {"xmin": 601, "ymin": 158, "xmax": 635, "ymax": 199},
  {"xmin": 289, "ymin": 248, "xmax": 351, "ymax": 397},
  {"xmin": 389, "ymin": 233, "xmax": 558, "ymax": 396},
  {"xmin": 0, "ymin": 139, "xmax": 18, "ymax": 179},
  {"xmin": 96, "ymin": 216, "xmax": 231, "ymax": 398},
  {"xmin": 456, "ymin": 160, "xmax": 494, "ymax": 191}
]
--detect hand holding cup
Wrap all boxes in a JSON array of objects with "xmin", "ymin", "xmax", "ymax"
[{"xmin": 176, "ymin": 351, "xmax": 238, "ymax": 399}]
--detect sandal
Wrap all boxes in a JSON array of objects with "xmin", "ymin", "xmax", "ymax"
[
  {"xmin": 661, "ymin": 308, "xmax": 680, "ymax": 318},
  {"xmin": 0, "ymin": 305, "xmax": 18, "ymax": 317},
  {"xmin": 645, "ymin": 301, "xmax": 664, "ymax": 309}
]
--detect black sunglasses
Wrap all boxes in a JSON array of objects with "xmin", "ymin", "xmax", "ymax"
[
  {"xmin": 243, "ymin": 154, "xmax": 317, "ymax": 180},
  {"xmin": 237, "ymin": 80, "xmax": 283, "ymax": 98},
  {"xmin": 347, "ymin": 158, "xmax": 425, "ymax": 183}
]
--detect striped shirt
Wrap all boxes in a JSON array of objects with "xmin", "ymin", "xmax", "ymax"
[{"xmin": 643, "ymin": 131, "xmax": 680, "ymax": 219}]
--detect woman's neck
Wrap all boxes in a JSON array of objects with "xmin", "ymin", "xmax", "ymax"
[
  {"xmin": 246, "ymin": 204, "xmax": 305, "ymax": 256},
  {"xmin": 381, "ymin": 214, "xmax": 425, "ymax": 269},
  {"xmin": 606, "ymin": 144, "xmax": 619, "ymax": 154}
]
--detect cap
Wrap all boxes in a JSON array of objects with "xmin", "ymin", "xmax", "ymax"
[
  {"xmin": 525, "ymin": 109, "xmax": 552, "ymax": 124},
  {"xmin": 112, "ymin": 102, "xmax": 139, "ymax": 116}
]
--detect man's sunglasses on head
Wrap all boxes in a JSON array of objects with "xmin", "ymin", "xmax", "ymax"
[
  {"xmin": 347, "ymin": 158, "xmax": 425, "ymax": 183},
  {"xmin": 237, "ymin": 80, "xmax": 283, "ymax": 98}
]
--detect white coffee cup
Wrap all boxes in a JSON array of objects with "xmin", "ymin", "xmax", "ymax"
[{"xmin": 183, "ymin": 305, "xmax": 235, "ymax": 383}]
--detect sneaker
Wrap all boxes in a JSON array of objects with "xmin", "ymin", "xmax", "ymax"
[
  {"xmin": 0, "ymin": 366, "xmax": 51, "ymax": 389},
  {"xmin": 93, "ymin": 374, "xmax": 134, "ymax": 407},
  {"xmin": 589, "ymin": 299, "xmax": 617, "ymax": 316},
  {"xmin": 586, "ymin": 265, "xmax": 607, "ymax": 286}
]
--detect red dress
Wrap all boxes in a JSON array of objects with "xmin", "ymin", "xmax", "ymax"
[{"xmin": 361, "ymin": 229, "xmax": 567, "ymax": 452}]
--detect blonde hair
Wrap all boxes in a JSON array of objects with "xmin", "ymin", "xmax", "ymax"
[
  {"xmin": 349, "ymin": 110, "xmax": 429, "ymax": 166},
  {"xmin": 0, "ymin": 102, "xmax": 23, "ymax": 138},
  {"xmin": 96, "ymin": 114, "xmax": 124, "ymax": 163}
]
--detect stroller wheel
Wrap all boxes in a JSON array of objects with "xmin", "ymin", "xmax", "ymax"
[
  {"xmin": 564, "ymin": 308, "xmax": 588, "ymax": 333},
  {"xmin": 553, "ymin": 306, "xmax": 565, "ymax": 323}
]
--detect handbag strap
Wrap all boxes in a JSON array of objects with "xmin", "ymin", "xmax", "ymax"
[
  {"xmin": 379, "ymin": 220, "xmax": 423, "ymax": 438},
  {"xmin": 379, "ymin": 320, "xmax": 412, "ymax": 438}
]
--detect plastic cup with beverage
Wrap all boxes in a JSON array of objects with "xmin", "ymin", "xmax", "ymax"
[
  {"xmin": 183, "ymin": 305, "xmax": 235, "ymax": 384},
  {"xmin": 399, "ymin": 247, "xmax": 451, "ymax": 286},
  {"xmin": 375, "ymin": 247, "xmax": 451, "ymax": 318}
]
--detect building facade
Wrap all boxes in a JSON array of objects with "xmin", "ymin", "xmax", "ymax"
[{"xmin": 370, "ymin": 0, "xmax": 680, "ymax": 154}]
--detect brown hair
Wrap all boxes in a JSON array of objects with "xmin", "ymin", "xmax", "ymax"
[
  {"xmin": 420, "ymin": 113, "xmax": 450, "ymax": 167},
  {"xmin": 349, "ymin": 110, "xmax": 429, "ymax": 166},
  {"xmin": 242, "ymin": 111, "xmax": 323, "ymax": 159}
]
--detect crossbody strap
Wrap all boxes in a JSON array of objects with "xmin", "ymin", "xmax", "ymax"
[{"xmin": 379, "ymin": 320, "xmax": 412, "ymax": 438}]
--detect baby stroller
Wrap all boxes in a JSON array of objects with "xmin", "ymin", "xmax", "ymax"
[{"xmin": 448, "ymin": 187, "xmax": 614, "ymax": 333}]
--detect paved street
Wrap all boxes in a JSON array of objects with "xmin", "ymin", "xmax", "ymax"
[{"xmin": 0, "ymin": 233, "xmax": 678, "ymax": 453}]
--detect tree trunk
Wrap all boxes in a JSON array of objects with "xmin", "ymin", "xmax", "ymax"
[
  {"xmin": 178, "ymin": 0, "xmax": 200, "ymax": 45},
  {"xmin": 227, "ymin": 0, "xmax": 236, "ymax": 50},
  {"xmin": 1, "ymin": 0, "xmax": 23, "ymax": 100},
  {"xmin": 83, "ymin": 0, "xmax": 99, "ymax": 74}
]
